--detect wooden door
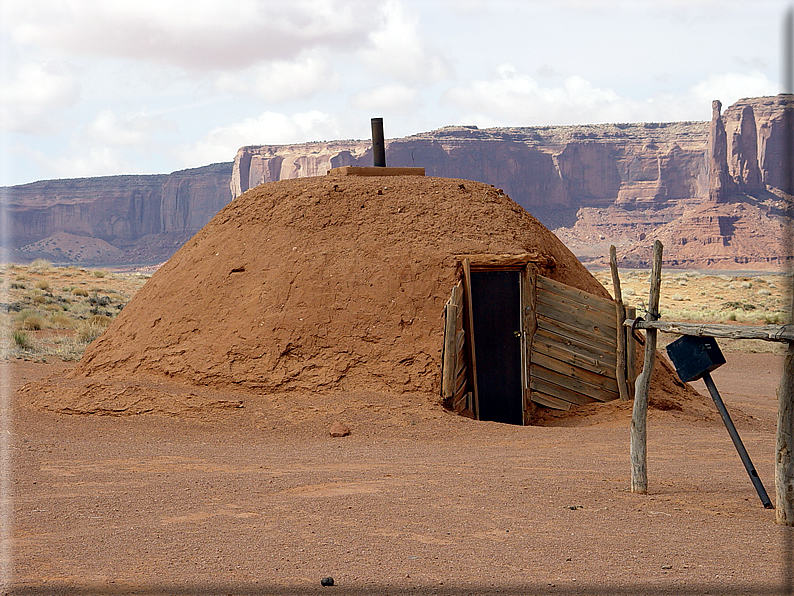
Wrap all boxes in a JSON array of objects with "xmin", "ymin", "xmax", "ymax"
[{"xmin": 469, "ymin": 270, "xmax": 524, "ymax": 425}]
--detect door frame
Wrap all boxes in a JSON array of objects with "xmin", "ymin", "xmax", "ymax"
[{"xmin": 459, "ymin": 256, "xmax": 540, "ymax": 425}]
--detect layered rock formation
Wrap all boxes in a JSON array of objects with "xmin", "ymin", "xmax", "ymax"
[
  {"xmin": 3, "ymin": 162, "xmax": 233, "ymax": 264},
  {"xmin": 232, "ymin": 121, "xmax": 710, "ymax": 227},
  {"xmin": 612, "ymin": 95, "xmax": 792, "ymax": 268},
  {"xmin": 4, "ymin": 96, "xmax": 792, "ymax": 268},
  {"xmin": 232, "ymin": 95, "xmax": 792, "ymax": 269}
]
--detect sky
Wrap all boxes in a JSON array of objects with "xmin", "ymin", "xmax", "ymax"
[{"xmin": 0, "ymin": 0, "xmax": 791, "ymax": 187}]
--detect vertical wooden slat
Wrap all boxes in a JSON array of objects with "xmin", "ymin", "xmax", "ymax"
[
  {"xmin": 461, "ymin": 259, "xmax": 479, "ymax": 418},
  {"xmin": 610, "ymin": 246, "xmax": 630, "ymax": 402},
  {"xmin": 522, "ymin": 266, "xmax": 538, "ymax": 423},
  {"xmin": 441, "ymin": 284, "xmax": 459, "ymax": 403},
  {"xmin": 626, "ymin": 305, "xmax": 637, "ymax": 399}
]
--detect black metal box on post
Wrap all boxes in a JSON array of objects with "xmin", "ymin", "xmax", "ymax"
[
  {"xmin": 665, "ymin": 335, "xmax": 772, "ymax": 508},
  {"xmin": 665, "ymin": 335, "xmax": 726, "ymax": 382}
]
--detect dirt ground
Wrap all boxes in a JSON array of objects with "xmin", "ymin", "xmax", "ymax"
[{"xmin": 3, "ymin": 351, "xmax": 793, "ymax": 596}]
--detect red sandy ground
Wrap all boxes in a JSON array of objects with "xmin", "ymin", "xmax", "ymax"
[{"xmin": 5, "ymin": 352, "xmax": 793, "ymax": 596}]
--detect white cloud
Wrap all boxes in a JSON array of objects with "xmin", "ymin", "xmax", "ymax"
[
  {"xmin": 351, "ymin": 85, "xmax": 421, "ymax": 114},
  {"xmin": 215, "ymin": 50, "xmax": 339, "ymax": 102},
  {"xmin": 178, "ymin": 110, "xmax": 340, "ymax": 167},
  {"xmin": 85, "ymin": 110, "xmax": 171, "ymax": 147},
  {"xmin": 49, "ymin": 147, "xmax": 131, "ymax": 179},
  {"xmin": 443, "ymin": 64, "xmax": 628, "ymax": 126},
  {"xmin": 443, "ymin": 64, "xmax": 782, "ymax": 126},
  {"xmin": 687, "ymin": 72, "xmax": 779, "ymax": 109},
  {"xmin": 0, "ymin": 61, "xmax": 79, "ymax": 133},
  {"xmin": 2, "ymin": 0, "xmax": 381, "ymax": 71},
  {"xmin": 359, "ymin": 0, "xmax": 451, "ymax": 83}
]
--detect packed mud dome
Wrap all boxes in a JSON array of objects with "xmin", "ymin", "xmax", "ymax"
[{"xmin": 19, "ymin": 175, "xmax": 699, "ymax": 421}]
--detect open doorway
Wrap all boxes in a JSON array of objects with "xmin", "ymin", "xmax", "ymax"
[
  {"xmin": 469, "ymin": 270, "xmax": 524, "ymax": 425},
  {"xmin": 441, "ymin": 253, "xmax": 627, "ymax": 425}
]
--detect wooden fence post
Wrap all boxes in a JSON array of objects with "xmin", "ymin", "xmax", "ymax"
[
  {"xmin": 777, "ymin": 326, "xmax": 794, "ymax": 525},
  {"xmin": 610, "ymin": 246, "xmax": 630, "ymax": 402},
  {"xmin": 631, "ymin": 240, "xmax": 663, "ymax": 494}
]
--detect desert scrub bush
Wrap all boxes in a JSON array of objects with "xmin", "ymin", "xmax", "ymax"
[
  {"xmin": 10, "ymin": 282, "xmax": 25, "ymax": 289},
  {"xmin": 722, "ymin": 301, "xmax": 756, "ymax": 311},
  {"xmin": 92, "ymin": 270, "xmax": 107, "ymax": 278},
  {"xmin": 12, "ymin": 330, "xmax": 33, "ymax": 350},
  {"xmin": 71, "ymin": 287, "xmax": 89, "ymax": 297},
  {"xmin": 761, "ymin": 312, "xmax": 789, "ymax": 325},
  {"xmin": 34, "ymin": 280, "xmax": 50, "ymax": 291},
  {"xmin": 32, "ymin": 295, "xmax": 46, "ymax": 304},
  {"xmin": 49, "ymin": 313, "xmax": 74, "ymax": 328},
  {"xmin": 29, "ymin": 259, "xmax": 53, "ymax": 273},
  {"xmin": 20, "ymin": 315, "xmax": 45, "ymax": 330},
  {"xmin": 76, "ymin": 319, "xmax": 109, "ymax": 343},
  {"xmin": 88, "ymin": 314, "xmax": 112, "ymax": 326}
]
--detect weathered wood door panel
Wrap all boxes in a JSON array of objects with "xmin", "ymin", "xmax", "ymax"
[{"xmin": 530, "ymin": 275, "xmax": 620, "ymax": 409}]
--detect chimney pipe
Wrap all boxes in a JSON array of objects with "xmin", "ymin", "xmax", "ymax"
[{"xmin": 371, "ymin": 118, "xmax": 386, "ymax": 167}]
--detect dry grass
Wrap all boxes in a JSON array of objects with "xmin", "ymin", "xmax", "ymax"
[
  {"xmin": 592, "ymin": 268, "xmax": 790, "ymax": 354},
  {"xmin": 1, "ymin": 263, "xmax": 150, "ymax": 361}
]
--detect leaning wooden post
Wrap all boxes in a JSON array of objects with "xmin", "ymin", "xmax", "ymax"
[
  {"xmin": 610, "ymin": 246, "xmax": 630, "ymax": 402},
  {"xmin": 630, "ymin": 240, "xmax": 663, "ymax": 494}
]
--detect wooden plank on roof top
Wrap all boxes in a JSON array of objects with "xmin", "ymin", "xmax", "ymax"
[
  {"xmin": 531, "ymin": 364, "xmax": 619, "ymax": 403},
  {"xmin": 536, "ymin": 314, "xmax": 616, "ymax": 356},
  {"xmin": 532, "ymin": 351, "xmax": 619, "ymax": 394},
  {"xmin": 536, "ymin": 275, "xmax": 615, "ymax": 312},
  {"xmin": 531, "ymin": 392, "xmax": 572, "ymax": 411},
  {"xmin": 456, "ymin": 252, "xmax": 556, "ymax": 269},
  {"xmin": 328, "ymin": 166, "xmax": 425, "ymax": 176},
  {"xmin": 535, "ymin": 293, "xmax": 617, "ymax": 336}
]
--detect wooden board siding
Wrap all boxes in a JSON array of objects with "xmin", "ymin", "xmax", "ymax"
[
  {"xmin": 441, "ymin": 267, "xmax": 623, "ymax": 421},
  {"xmin": 441, "ymin": 281, "xmax": 472, "ymax": 416},
  {"xmin": 530, "ymin": 275, "xmax": 621, "ymax": 410}
]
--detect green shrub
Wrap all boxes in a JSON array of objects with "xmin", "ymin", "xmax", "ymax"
[{"xmin": 12, "ymin": 330, "xmax": 32, "ymax": 350}]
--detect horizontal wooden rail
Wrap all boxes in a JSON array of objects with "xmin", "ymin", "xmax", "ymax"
[{"xmin": 624, "ymin": 319, "xmax": 794, "ymax": 342}]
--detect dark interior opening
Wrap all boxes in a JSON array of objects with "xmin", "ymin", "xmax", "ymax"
[{"xmin": 470, "ymin": 270, "xmax": 524, "ymax": 425}]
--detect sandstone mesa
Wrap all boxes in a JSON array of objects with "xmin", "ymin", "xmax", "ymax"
[{"xmin": 3, "ymin": 95, "xmax": 792, "ymax": 269}]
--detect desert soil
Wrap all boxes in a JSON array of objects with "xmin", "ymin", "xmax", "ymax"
[{"xmin": 4, "ymin": 352, "xmax": 793, "ymax": 596}]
